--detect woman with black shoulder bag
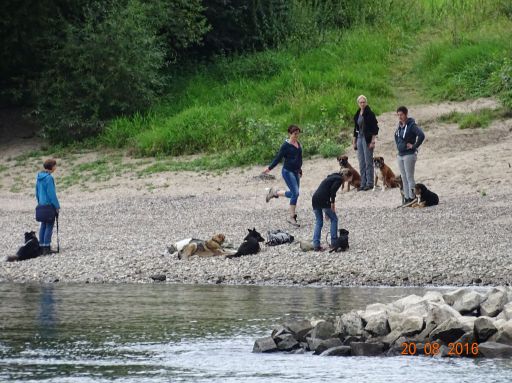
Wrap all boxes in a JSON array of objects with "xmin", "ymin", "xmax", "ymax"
[{"xmin": 35, "ymin": 159, "xmax": 60, "ymax": 255}]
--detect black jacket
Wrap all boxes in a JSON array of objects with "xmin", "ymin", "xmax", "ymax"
[
  {"xmin": 312, "ymin": 173, "xmax": 343, "ymax": 209},
  {"xmin": 353, "ymin": 106, "xmax": 379, "ymax": 144}
]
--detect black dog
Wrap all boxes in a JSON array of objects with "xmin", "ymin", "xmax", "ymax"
[
  {"xmin": 227, "ymin": 228, "xmax": 264, "ymax": 258},
  {"xmin": 7, "ymin": 231, "xmax": 41, "ymax": 262},
  {"xmin": 329, "ymin": 229, "xmax": 349, "ymax": 252},
  {"xmin": 413, "ymin": 183, "xmax": 439, "ymax": 207}
]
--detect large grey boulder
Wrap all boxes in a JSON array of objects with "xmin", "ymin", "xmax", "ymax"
[
  {"xmin": 283, "ymin": 319, "xmax": 313, "ymax": 341},
  {"xmin": 381, "ymin": 330, "xmax": 402, "ymax": 348},
  {"xmin": 388, "ymin": 308, "xmax": 425, "ymax": 335},
  {"xmin": 430, "ymin": 318, "xmax": 468, "ymax": 344},
  {"xmin": 494, "ymin": 320, "xmax": 512, "ymax": 345},
  {"xmin": 442, "ymin": 288, "xmax": 467, "ymax": 306},
  {"xmin": 478, "ymin": 342, "xmax": 512, "ymax": 358},
  {"xmin": 310, "ymin": 321, "xmax": 336, "ymax": 340},
  {"xmin": 392, "ymin": 295, "xmax": 424, "ymax": 312},
  {"xmin": 454, "ymin": 291, "xmax": 484, "ymax": 314},
  {"xmin": 335, "ymin": 311, "xmax": 364, "ymax": 337},
  {"xmin": 350, "ymin": 341, "xmax": 385, "ymax": 356},
  {"xmin": 497, "ymin": 302, "xmax": 512, "ymax": 321},
  {"xmin": 422, "ymin": 291, "xmax": 445, "ymax": 304},
  {"xmin": 474, "ymin": 317, "xmax": 498, "ymax": 342},
  {"xmin": 275, "ymin": 334, "xmax": 300, "ymax": 351},
  {"xmin": 426, "ymin": 302, "xmax": 461, "ymax": 326},
  {"xmin": 480, "ymin": 289, "xmax": 508, "ymax": 317},
  {"xmin": 253, "ymin": 337, "xmax": 278, "ymax": 353},
  {"xmin": 320, "ymin": 346, "xmax": 351, "ymax": 356},
  {"xmin": 365, "ymin": 313, "xmax": 390, "ymax": 337},
  {"xmin": 313, "ymin": 338, "xmax": 343, "ymax": 355},
  {"xmin": 360, "ymin": 303, "xmax": 392, "ymax": 323}
]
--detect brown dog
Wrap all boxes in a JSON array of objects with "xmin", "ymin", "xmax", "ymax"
[
  {"xmin": 373, "ymin": 156, "xmax": 400, "ymax": 191},
  {"xmin": 337, "ymin": 155, "xmax": 361, "ymax": 191},
  {"xmin": 179, "ymin": 234, "xmax": 228, "ymax": 259}
]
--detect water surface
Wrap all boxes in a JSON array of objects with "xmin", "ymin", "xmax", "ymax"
[{"xmin": 1, "ymin": 284, "xmax": 511, "ymax": 382}]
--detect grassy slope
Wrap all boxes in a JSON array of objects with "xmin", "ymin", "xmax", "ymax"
[{"xmin": 99, "ymin": 3, "xmax": 512, "ymax": 171}]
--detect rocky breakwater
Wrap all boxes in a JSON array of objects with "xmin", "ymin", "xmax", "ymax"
[{"xmin": 253, "ymin": 287, "xmax": 512, "ymax": 358}]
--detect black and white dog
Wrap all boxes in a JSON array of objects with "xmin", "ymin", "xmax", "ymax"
[
  {"xmin": 226, "ymin": 228, "xmax": 265, "ymax": 258},
  {"xmin": 7, "ymin": 231, "xmax": 41, "ymax": 262}
]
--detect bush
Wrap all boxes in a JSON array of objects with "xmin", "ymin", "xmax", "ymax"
[{"xmin": 36, "ymin": 0, "xmax": 166, "ymax": 142}]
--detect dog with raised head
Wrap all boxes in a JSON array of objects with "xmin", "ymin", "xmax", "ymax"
[
  {"xmin": 177, "ymin": 234, "xmax": 229, "ymax": 259},
  {"xmin": 226, "ymin": 228, "xmax": 264, "ymax": 258},
  {"xmin": 373, "ymin": 156, "xmax": 400, "ymax": 191},
  {"xmin": 410, "ymin": 183, "xmax": 439, "ymax": 208},
  {"xmin": 337, "ymin": 155, "xmax": 361, "ymax": 191},
  {"xmin": 329, "ymin": 229, "xmax": 349, "ymax": 252},
  {"xmin": 7, "ymin": 231, "xmax": 41, "ymax": 262}
]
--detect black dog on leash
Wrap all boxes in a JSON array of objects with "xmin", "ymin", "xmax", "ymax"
[
  {"xmin": 7, "ymin": 231, "xmax": 41, "ymax": 262},
  {"xmin": 329, "ymin": 229, "xmax": 349, "ymax": 252},
  {"xmin": 226, "ymin": 228, "xmax": 265, "ymax": 258}
]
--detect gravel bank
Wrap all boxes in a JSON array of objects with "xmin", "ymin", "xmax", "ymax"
[{"xmin": 2, "ymin": 189, "xmax": 511, "ymax": 286}]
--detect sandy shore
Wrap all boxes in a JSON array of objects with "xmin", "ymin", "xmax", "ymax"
[{"xmin": 1, "ymin": 98, "xmax": 512, "ymax": 286}]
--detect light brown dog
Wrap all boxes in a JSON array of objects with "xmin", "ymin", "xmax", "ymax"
[
  {"xmin": 337, "ymin": 155, "xmax": 361, "ymax": 191},
  {"xmin": 373, "ymin": 156, "xmax": 400, "ymax": 191},
  {"xmin": 179, "ymin": 234, "xmax": 227, "ymax": 259}
]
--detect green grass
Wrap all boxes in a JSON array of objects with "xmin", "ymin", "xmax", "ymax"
[
  {"xmin": 102, "ymin": 26, "xmax": 399, "ymax": 165},
  {"xmin": 96, "ymin": 0, "xmax": 512, "ymax": 171},
  {"xmin": 439, "ymin": 108, "xmax": 509, "ymax": 129}
]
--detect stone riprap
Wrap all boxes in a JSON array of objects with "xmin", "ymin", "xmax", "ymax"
[{"xmin": 254, "ymin": 287, "xmax": 512, "ymax": 358}]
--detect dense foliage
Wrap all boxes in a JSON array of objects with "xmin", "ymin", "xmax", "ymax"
[{"xmin": 1, "ymin": 0, "xmax": 511, "ymax": 166}]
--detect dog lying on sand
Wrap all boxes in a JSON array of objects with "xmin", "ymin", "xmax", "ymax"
[
  {"xmin": 168, "ymin": 234, "xmax": 236, "ymax": 260},
  {"xmin": 7, "ymin": 231, "xmax": 41, "ymax": 262},
  {"xmin": 410, "ymin": 183, "xmax": 439, "ymax": 208},
  {"xmin": 226, "ymin": 228, "xmax": 265, "ymax": 258}
]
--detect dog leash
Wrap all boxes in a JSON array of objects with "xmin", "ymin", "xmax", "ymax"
[{"xmin": 56, "ymin": 214, "xmax": 60, "ymax": 253}]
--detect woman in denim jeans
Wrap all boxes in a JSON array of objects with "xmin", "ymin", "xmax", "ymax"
[
  {"xmin": 263, "ymin": 125, "xmax": 303, "ymax": 227},
  {"xmin": 311, "ymin": 171, "xmax": 348, "ymax": 251},
  {"xmin": 35, "ymin": 159, "xmax": 60, "ymax": 254}
]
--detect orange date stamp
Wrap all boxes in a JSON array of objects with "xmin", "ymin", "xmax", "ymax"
[{"xmin": 401, "ymin": 342, "xmax": 479, "ymax": 356}]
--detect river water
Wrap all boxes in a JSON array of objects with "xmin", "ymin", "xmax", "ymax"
[{"xmin": 1, "ymin": 283, "xmax": 511, "ymax": 382}]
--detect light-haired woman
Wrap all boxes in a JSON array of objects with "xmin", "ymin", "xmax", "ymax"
[
  {"xmin": 353, "ymin": 95, "xmax": 379, "ymax": 191},
  {"xmin": 263, "ymin": 125, "xmax": 303, "ymax": 227}
]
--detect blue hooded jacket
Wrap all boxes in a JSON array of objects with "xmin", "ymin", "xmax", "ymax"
[{"xmin": 36, "ymin": 171, "xmax": 60, "ymax": 209}]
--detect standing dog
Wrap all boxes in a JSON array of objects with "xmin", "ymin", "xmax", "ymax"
[
  {"xmin": 226, "ymin": 228, "xmax": 265, "ymax": 258},
  {"xmin": 410, "ymin": 183, "xmax": 439, "ymax": 207},
  {"xmin": 373, "ymin": 156, "xmax": 400, "ymax": 191},
  {"xmin": 7, "ymin": 231, "xmax": 41, "ymax": 262},
  {"xmin": 337, "ymin": 155, "xmax": 361, "ymax": 191}
]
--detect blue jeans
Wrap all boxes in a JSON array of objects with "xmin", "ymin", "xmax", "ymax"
[
  {"xmin": 281, "ymin": 168, "xmax": 300, "ymax": 205},
  {"xmin": 357, "ymin": 135, "xmax": 374, "ymax": 188},
  {"xmin": 313, "ymin": 208, "xmax": 338, "ymax": 248},
  {"xmin": 39, "ymin": 222, "xmax": 54, "ymax": 247}
]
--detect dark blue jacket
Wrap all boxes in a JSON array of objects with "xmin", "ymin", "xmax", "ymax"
[
  {"xmin": 312, "ymin": 173, "xmax": 343, "ymax": 209},
  {"xmin": 394, "ymin": 117, "xmax": 425, "ymax": 156},
  {"xmin": 36, "ymin": 171, "xmax": 60, "ymax": 209},
  {"xmin": 268, "ymin": 140, "xmax": 302, "ymax": 172}
]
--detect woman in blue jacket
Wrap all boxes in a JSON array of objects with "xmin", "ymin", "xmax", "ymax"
[
  {"xmin": 263, "ymin": 125, "xmax": 303, "ymax": 227},
  {"xmin": 36, "ymin": 159, "xmax": 60, "ymax": 254}
]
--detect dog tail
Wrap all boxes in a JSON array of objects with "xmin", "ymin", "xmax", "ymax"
[{"xmin": 226, "ymin": 251, "xmax": 241, "ymax": 259}]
